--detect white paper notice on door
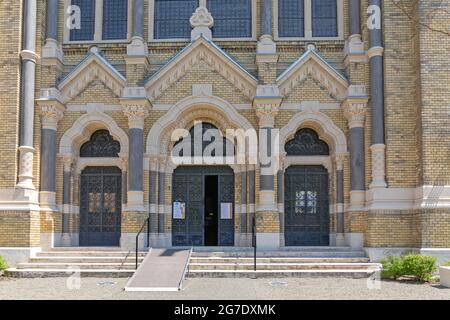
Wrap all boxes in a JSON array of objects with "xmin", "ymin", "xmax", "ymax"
[
  {"xmin": 173, "ymin": 202, "xmax": 186, "ymax": 220},
  {"xmin": 220, "ymin": 203, "xmax": 232, "ymax": 220}
]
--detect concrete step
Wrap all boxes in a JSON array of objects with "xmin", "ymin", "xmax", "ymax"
[
  {"xmin": 5, "ymin": 268, "xmax": 134, "ymax": 278},
  {"xmin": 187, "ymin": 269, "xmax": 379, "ymax": 279},
  {"xmin": 190, "ymin": 257, "xmax": 370, "ymax": 264},
  {"xmin": 29, "ymin": 257, "xmax": 145, "ymax": 264},
  {"xmin": 49, "ymin": 247, "xmax": 126, "ymax": 251},
  {"xmin": 188, "ymin": 263, "xmax": 380, "ymax": 271},
  {"xmin": 191, "ymin": 251, "xmax": 367, "ymax": 258},
  {"xmin": 16, "ymin": 262, "xmax": 137, "ymax": 270},
  {"xmin": 36, "ymin": 251, "xmax": 147, "ymax": 258}
]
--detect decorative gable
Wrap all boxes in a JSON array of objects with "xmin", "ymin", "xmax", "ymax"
[
  {"xmin": 277, "ymin": 46, "xmax": 349, "ymax": 101},
  {"xmin": 145, "ymin": 36, "xmax": 258, "ymax": 101},
  {"xmin": 58, "ymin": 48, "xmax": 126, "ymax": 103}
]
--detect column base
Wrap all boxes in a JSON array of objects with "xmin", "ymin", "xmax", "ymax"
[
  {"xmin": 349, "ymin": 190, "xmax": 366, "ymax": 211},
  {"xmin": 256, "ymin": 233, "xmax": 281, "ymax": 250},
  {"xmin": 39, "ymin": 191, "xmax": 58, "ymax": 212},
  {"xmin": 125, "ymin": 191, "xmax": 146, "ymax": 212}
]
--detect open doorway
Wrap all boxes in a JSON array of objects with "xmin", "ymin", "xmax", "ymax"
[{"xmin": 204, "ymin": 175, "xmax": 219, "ymax": 246}]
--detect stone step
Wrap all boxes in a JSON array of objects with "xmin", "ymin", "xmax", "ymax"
[
  {"xmin": 5, "ymin": 268, "xmax": 134, "ymax": 278},
  {"xmin": 187, "ymin": 269, "xmax": 379, "ymax": 279},
  {"xmin": 36, "ymin": 251, "xmax": 147, "ymax": 258},
  {"xmin": 190, "ymin": 246, "xmax": 355, "ymax": 252},
  {"xmin": 190, "ymin": 257, "xmax": 370, "ymax": 264},
  {"xmin": 188, "ymin": 263, "xmax": 380, "ymax": 271},
  {"xmin": 29, "ymin": 257, "xmax": 145, "ymax": 264},
  {"xmin": 191, "ymin": 251, "xmax": 366, "ymax": 258},
  {"xmin": 49, "ymin": 247, "xmax": 126, "ymax": 252},
  {"xmin": 16, "ymin": 262, "xmax": 137, "ymax": 270}
]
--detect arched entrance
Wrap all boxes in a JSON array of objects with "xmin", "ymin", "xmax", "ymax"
[
  {"xmin": 284, "ymin": 129, "xmax": 330, "ymax": 246},
  {"xmin": 171, "ymin": 122, "xmax": 235, "ymax": 247},
  {"xmin": 78, "ymin": 130, "xmax": 123, "ymax": 247}
]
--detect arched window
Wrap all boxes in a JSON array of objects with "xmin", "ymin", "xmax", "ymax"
[
  {"xmin": 80, "ymin": 130, "xmax": 121, "ymax": 158},
  {"xmin": 285, "ymin": 128, "xmax": 329, "ymax": 156},
  {"xmin": 172, "ymin": 122, "xmax": 235, "ymax": 158}
]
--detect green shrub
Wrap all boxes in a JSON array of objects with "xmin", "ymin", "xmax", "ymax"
[
  {"xmin": 381, "ymin": 254, "xmax": 437, "ymax": 282},
  {"xmin": 442, "ymin": 261, "xmax": 450, "ymax": 267},
  {"xmin": 0, "ymin": 256, "xmax": 8, "ymax": 272}
]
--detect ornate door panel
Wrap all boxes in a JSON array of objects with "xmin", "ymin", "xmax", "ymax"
[
  {"xmin": 172, "ymin": 166, "xmax": 235, "ymax": 247},
  {"xmin": 284, "ymin": 166, "xmax": 329, "ymax": 246},
  {"xmin": 218, "ymin": 174, "xmax": 235, "ymax": 246},
  {"xmin": 80, "ymin": 167, "xmax": 122, "ymax": 246}
]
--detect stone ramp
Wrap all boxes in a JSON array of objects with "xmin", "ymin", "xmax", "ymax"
[{"xmin": 125, "ymin": 248, "xmax": 191, "ymax": 292}]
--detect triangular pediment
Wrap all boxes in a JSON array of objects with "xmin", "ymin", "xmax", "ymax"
[
  {"xmin": 277, "ymin": 48, "xmax": 349, "ymax": 101},
  {"xmin": 58, "ymin": 49, "xmax": 126, "ymax": 103},
  {"xmin": 145, "ymin": 36, "xmax": 258, "ymax": 101}
]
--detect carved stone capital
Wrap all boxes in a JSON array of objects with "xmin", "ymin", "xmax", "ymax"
[
  {"xmin": 335, "ymin": 153, "xmax": 347, "ymax": 171},
  {"xmin": 36, "ymin": 89, "xmax": 65, "ymax": 130},
  {"xmin": 190, "ymin": 6, "xmax": 214, "ymax": 41},
  {"xmin": 253, "ymin": 85, "xmax": 282, "ymax": 128},
  {"xmin": 120, "ymin": 88, "xmax": 151, "ymax": 129},
  {"xmin": 62, "ymin": 155, "xmax": 73, "ymax": 173},
  {"xmin": 342, "ymin": 85, "xmax": 369, "ymax": 128}
]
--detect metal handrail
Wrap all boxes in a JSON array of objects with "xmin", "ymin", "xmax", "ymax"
[
  {"xmin": 252, "ymin": 214, "xmax": 257, "ymax": 272},
  {"xmin": 135, "ymin": 217, "xmax": 150, "ymax": 270}
]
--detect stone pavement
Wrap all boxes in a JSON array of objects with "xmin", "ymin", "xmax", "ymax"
[{"xmin": 0, "ymin": 277, "xmax": 449, "ymax": 300}]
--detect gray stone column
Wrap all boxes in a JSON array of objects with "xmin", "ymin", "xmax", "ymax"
[
  {"xmin": 343, "ymin": 86, "xmax": 369, "ymax": 209},
  {"xmin": 240, "ymin": 166, "xmax": 248, "ymax": 234},
  {"xmin": 261, "ymin": 0, "xmax": 273, "ymax": 37},
  {"xmin": 42, "ymin": 0, "xmax": 63, "ymax": 66},
  {"xmin": 61, "ymin": 156, "xmax": 73, "ymax": 244},
  {"xmin": 17, "ymin": 0, "xmax": 38, "ymax": 190},
  {"xmin": 149, "ymin": 157, "xmax": 158, "ymax": 234},
  {"xmin": 368, "ymin": 0, "xmax": 387, "ymax": 188},
  {"xmin": 121, "ymin": 91, "xmax": 151, "ymax": 211},
  {"xmin": 132, "ymin": 0, "xmax": 144, "ymax": 38},
  {"xmin": 46, "ymin": 0, "xmax": 58, "ymax": 40},
  {"xmin": 349, "ymin": 0, "xmax": 361, "ymax": 37},
  {"xmin": 335, "ymin": 155, "xmax": 346, "ymax": 246},
  {"xmin": 120, "ymin": 156, "xmax": 128, "ymax": 205},
  {"xmin": 36, "ymin": 93, "xmax": 65, "ymax": 210},
  {"xmin": 158, "ymin": 166, "xmax": 166, "ymax": 234}
]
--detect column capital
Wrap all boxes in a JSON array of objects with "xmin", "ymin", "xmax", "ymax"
[
  {"xmin": 62, "ymin": 155, "xmax": 73, "ymax": 173},
  {"xmin": 334, "ymin": 153, "xmax": 348, "ymax": 171},
  {"xmin": 342, "ymin": 85, "xmax": 369, "ymax": 128},
  {"xmin": 36, "ymin": 89, "xmax": 65, "ymax": 130},
  {"xmin": 120, "ymin": 155, "xmax": 129, "ymax": 171},
  {"xmin": 253, "ymin": 85, "xmax": 283, "ymax": 127},
  {"xmin": 120, "ymin": 87, "xmax": 151, "ymax": 129}
]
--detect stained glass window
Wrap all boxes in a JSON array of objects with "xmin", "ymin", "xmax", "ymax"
[
  {"xmin": 208, "ymin": 0, "xmax": 252, "ymax": 38},
  {"xmin": 154, "ymin": 0, "xmax": 199, "ymax": 39},
  {"xmin": 312, "ymin": 0, "xmax": 338, "ymax": 37},
  {"xmin": 70, "ymin": 0, "xmax": 96, "ymax": 41},
  {"xmin": 102, "ymin": 0, "xmax": 128, "ymax": 40},
  {"xmin": 278, "ymin": 0, "xmax": 304, "ymax": 37}
]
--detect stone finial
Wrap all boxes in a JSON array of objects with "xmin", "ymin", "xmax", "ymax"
[{"xmin": 190, "ymin": 6, "xmax": 214, "ymax": 41}]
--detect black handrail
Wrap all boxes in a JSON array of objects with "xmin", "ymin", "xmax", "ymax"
[
  {"xmin": 252, "ymin": 214, "xmax": 256, "ymax": 272},
  {"xmin": 135, "ymin": 217, "xmax": 150, "ymax": 270}
]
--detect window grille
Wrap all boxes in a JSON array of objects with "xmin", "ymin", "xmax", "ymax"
[
  {"xmin": 70, "ymin": 0, "xmax": 96, "ymax": 41},
  {"xmin": 154, "ymin": 0, "xmax": 199, "ymax": 39},
  {"xmin": 312, "ymin": 0, "xmax": 338, "ymax": 37},
  {"xmin": 208, "ymin": 0, "xmax": 252, "ymax": 38},
  {"xmin": 102, "ymin": 0, "xmax": 128, "ymax": 40},
  {"xmin": 278, "ymin": 0, "xmax": 305, "ymax": 37}
]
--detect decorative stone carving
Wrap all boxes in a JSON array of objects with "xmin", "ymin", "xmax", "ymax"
[
  {"xmin": 145, "ymin": 38, "xmax": 258, "ymax": 101},
  {"xmin": 277, "ymin": 48, "xmax": 349, "ymax": 101},
  {"xmin": 62, "ymin": 155, "xmax": 73, "ymax": 173},
  {"xmin": 39, "ymin": 105, "xmax": 64, "ymax": 130},
  {"xmin": 335, "ymin": 153, "xmax": 347, "ymax": 171},
  {"xmin": 190, "ymin": 6, "xmax": 214, "ymax": 41},
  {"xmin": 122, "ymin": 105, "xmax": 149, "ymax": 129},
  {"xmin": 253, "ymin": 85, "xmax": 282, "ymax": 128},
  {"xmin": 17, "ymin": 146, "xmax": 35, "ymax": 190},
  {"xmin": 342, "ymin": 85, "xmax": 369, "ymax": 128},
  {"xmin": 370, "ymin": 144, "xmax": 388, "ymax": 188}
]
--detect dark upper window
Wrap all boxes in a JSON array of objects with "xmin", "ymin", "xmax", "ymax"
[
  {"xmin": 69, "ymin": 0, "xmax": 128, "ymax": 42},
  {"xmin": 80, "ymin": 130, "xmax": 121, "ymax": 158},
  {"xmin": 70, "ymin": 0, "xmax": 96, "ymax": 41},
  {"xmin": 278, "ymin": 0, "xmax": 305, "ymax": 38},
  {"xmin": 207, "ymin": 0, "xmax": 252, "ymax": 38},
  {"xmin": 278, "ymin": 0, "xmax": 339, "ymax": 38},
  {"xmin": 285, "ymin": 129, "xmax": 330, "ymax": 156},
  {"xmin": 154, "ymin": 0, "xmax": 199, "ymax": 39},
  {"xmin": 312, "ymin": 0, "xmax": 338, "ymax": 37},
  {"xmin": 102, "ymin": 0, "xmax": 128, "ymax": 40}
]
